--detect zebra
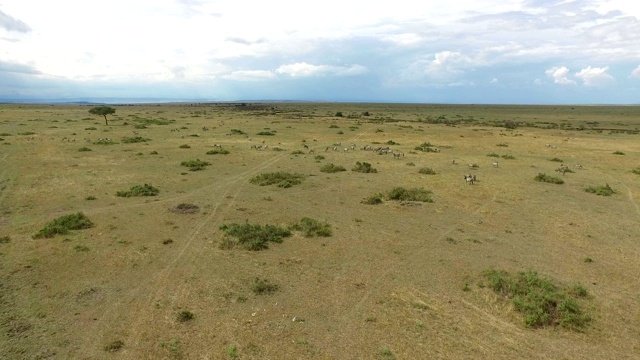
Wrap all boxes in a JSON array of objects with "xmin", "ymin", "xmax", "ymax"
[{"xmin": 464, "ymin": 175, "xmax": 474, "ymax": 185}]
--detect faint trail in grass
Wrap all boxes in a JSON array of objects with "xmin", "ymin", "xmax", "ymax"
[{"xmin": 80, "ymin": 152, "xmax": 287, "ymax": 356}]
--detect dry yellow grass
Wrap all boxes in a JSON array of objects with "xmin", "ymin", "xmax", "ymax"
[{"xmin": 1, "ymin": 103, "xmax": 639, "ymax": 359}]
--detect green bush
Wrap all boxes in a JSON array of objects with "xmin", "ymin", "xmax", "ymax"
[
  {"xmin": 85, "ymin": 127, "xmax": 97, "ymax": 130},
  {"xmin": 352, "ymin": 162, "xmax": 377, "ymax": 173},
  {"xmin": 362, "ymin": 193, "xmax": 384, "ymax": 205},
  {"xmin": 230, "ymin": 129, "xmax": 245, "ymax": 135},
  {"xmin": 548, "ymin": 157, "xmax": 564, "ymax": 162},
  {"xmin": 180, "ymin": 159, "xmax": 211, "ymax": 171},
  {"xmin": 329, "ymin": 124, "xmax": 339, "ymax": 128},
  {"xmin": 418, "ymin": 167, "xmax": 436, "ymax": 175},
  {"xmin": 177, "ymin": 310, "xmax": 194, "ymax": 322},
  {"xmin": 335, "ymin": 112, "xmax": 343, "ymax": 117},
  {"xmin": 387, "ymin": 187, "xmax": 433, "ymax": 202},
  {"xmin": 85, "ymin": 195, "xmax": 97, "ymax": 200},
  {"xmin": 534, "ymin": 173, "xmax": 564, "ymax": 184},
  {"xmin": 613, "ymin": 151, "xmax": 625, "ymax": 155},
  {"xmin": 219, "ymin": 223, "xmax": 292, "ymax": 251},
  {"xmin": 34, "ymin": 212, "xmax": 94, "ymax": 239},
  {"xmin": 483, "ymin": 269, "xmax": 591, "ymax": 329},
  {"xmin": 631, "ymin": 167, "xmax": 640, "ymax": 175},
  {"xmin": 414, "ymin": 142, "xmax": 439, "ymax": 152},
  {"xmin": 250, "ymin": 172, "xmax": 304, "ymax": 188},
  {"xmin": 116, "ymin": 183, "xmax": 159, "ymax": 197},
  {"xmin": 487, "ymin": 152, "xmax": 500, "ymax": 158},
  {"xmin": 320, "ymin": 163, "xmax": 346, "ymax": 173},
  {"xmin": 386, "ymin": 140, "xmax": 399, "ymax": 145},
  {"xmin": 122, "ymin": 136, "xmax": 150, "ymax": 143},
  {"xmin": 496, "ymin": 143, "xmax": 508, "ymax": 147},
  {"xmin": 179, "ymin": 144, "xmax": 191, "ymax": 148},
  {"xmin": 257, "ymin": 131, "xmax": 275, "ymax": 136},
  {"xmin": 251, "ymin": 278, "xmax": 279, "ymax": 295},
  {"xmin": 291, "ymin": 150, "xmax": 305, "ymax": 155},
  {"xmin": 501, "ymin": 154, "xmax": 516, "ymax": 160},
  {"xmin": 78, "ymin": 147, "xmax": 92, "ymax": 152},
  {"xmin": 206, "ymin": 149, "xmax": 230, "ymax": 155},
  {"xmin": 585, "ymin": 184, "xmax": 615, "ymax": 196},
  {"xmin": 290, "ymin": 217, "xmax": 332, "ymax": 237}
]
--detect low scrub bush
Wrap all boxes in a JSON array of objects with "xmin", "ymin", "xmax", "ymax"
[
  {"xmin": 206, "ymin": 149, "xmax": 230, "ymax": 155},
  {"xmin": 329, "ymin": 124, "xmax": 340, "ymax": 128},
  {"xmin": 251, "ymin": 278, "xmax": 279, "ymax": 295},
  {"xmin": 290, "ymin": 217, "xmax": 332, "ymax": 237},
  {"xmin": 501, "ymin": 154, "xmax": 516, "ymax": 160},
  {"xmin": 632, "ymin": 167, "xmax": 640, "ymax": 175},
  {"xmin": 85, "ymin": 195, "xmax": 96, "ymax": 200},
  {"xmin": 613, "ymin": 151, "xmax": 625, "ymax": 155},
  {"xmin": 169, "ymin": 203, "xmax": 199, "ymax": 214},
  {"xmin": 387, "ymin": 187, "xmax": 433, "ymax": 202},
  {"xmin": 496, "ymin": 143, "xmax": 508, "ymax": 147},
  {"xmin": 320, "ymin": 163, "xmax": 346, "ymax": 173},
  {"xmin": 534, "ymin": 173, "xmax": 564, "ymax": 184},
  {"xmin": 314, "ymin": 155, "xmax": 325, "ymax": 161},
  {"xmin": 352, "ymin": 161, "xmax": 377, "ymax": 173},
  {"xmin": 122, "ymin": 136, "xmax": 150, "ymax": 143},
  {"xmin": 0, "ymin": 236, "xmax": 10, "ymax": 244},
  {"xmin": 291, "ymin": 150, "xmax": 305, "ymax": 155},
  {"xmin": 85, "ymin": 127, "xmax": 97, "ymax": 130},
  {"xmin": 548, "ymin": 157, "xmax": 564, "ymax": 162},
  {"xmin": 414, "ymin": 142, "xmax": 438, "ymax": 152},
  {"xmin": 487, "ymin": 152, "xmax": 500, "ymax": 158},
  {"xmin": 34, "ymin": 212, "xmax": 94, "ymax": 239},
  {"xmin": 257, "ymin": 131, "xmax": 276, "ymax": 136},
  {"xmin": 181, "ymin": 159, "xmax": 211, "ymax": 171},
  {"xmin": 116, "ymin": 183, "xmax": 159, "ymax": 197},
  {"xmin": 250, "ymin": 172, "xmax": 304, "ymax": 188},
  {"xmin": 362, "ymin": 193, "xmax": 384, "ymax": 205},
  {"xmin": 78, "ymin": 147, "xmax": 92, "ymax": 152},
  {"xmin": 230, "ymin": 129, "xmax": 245, "ymax": 135},
  {"xmin": 585, "ymin": 184, "xmax": 615, "ymax": 196},
  {"xmin": 483, "ymin": 269, "xmax": 591, "ymax": 329},
  {"xmin": 418, "ymin": 167, "xmax": 436, "ymax": 175},
  {"xmin": 386, "ymin": 140, "xmax": 399, "ymax": 145},
  {"xmin": 177, "ymin": 310, "xmax": 194, "ymax": 322},
  {"xmin": 179, "ymin": 144, "xmax": 191, "ymax": 148},
  {"xmin": 219, "ymin": 223, "xmax": 292, "ymax": 251},
  {"xmin": 104, "ymin": 340, "xmax": 125, "ymax": 352}
]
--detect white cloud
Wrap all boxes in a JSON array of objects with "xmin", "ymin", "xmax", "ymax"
[
  {"xmin": 545, "ymin": 66, "xmax": 575, "ymax": 85},
  {"xmin": 275, "ymin": 63, "xmax": 367, "ymax": 77},
  {"xmin": 222, "ymin": 70, "xmax": 275, "ymax": 81},
  {"xmin": 575, "ymin": 66, "xmax": 614, "ymax": 86},
  {"xmin": 631, "ymin": 65, "xmax": 640, "ymax": 78},
  {"xmin": 490, "ymin": 78, "xmax": 498, "ymax": 83}
]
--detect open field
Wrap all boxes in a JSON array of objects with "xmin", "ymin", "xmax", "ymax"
[{"xmin": 1, "ymin": 102, "xmax": 639, "ymax": 359}]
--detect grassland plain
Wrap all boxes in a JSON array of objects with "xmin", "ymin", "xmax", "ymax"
[{"xmin": 0, "ymin": 103, "xmax": 639, "ymax": 359}]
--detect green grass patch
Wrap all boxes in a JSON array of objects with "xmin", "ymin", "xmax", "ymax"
[
  {"xmin": 387, "ymin": 187, "xmax": 433, "ymax": 202},
  {"xmin": 290, "ymin": 217, "xmax": 332, "ymax": 237},
  {"xmin": 320, "ymin": 163, "xmax": 346, "ymax": 173},
  {"xmin": 352, "ymin": 161, "xmax": 377, "ymax": 173},
  {"xmin": 487, "ymin": 152, "xmax": 500, "ymax": 158},
  {"xmin": 501, "ymin": 154, "xmax": 516, "ymax": 160},
  {"xmin": 483, "ymin": 269, "xmax": 591, "ymax": 329},
  {"xmin": 585, "ymin": 184, "xmax": 615, "ymax": 196},
  {"xmin": 206, "ymin": 149, "xmax": 230, "ymax": 155},
  {"xmin": 116, "ymin": 183, "xmax": 160, "ymax": 197},
  {"xmin": 219, "ymin": 223, "xmax": 292, "ymax": 251},
  {"xmin": 534, "ymin": 173, "xmax": 564, "ymax": 184},
  {"xmin": 362, "ymin": 193, "xmax": 384, "ymax": 205},
  {"xmin": 418, "ymin": 167, "xmax": 436, "ymax": 175},
  {"xmin": 250, "ymin": 172, "xmax": 304, "ymax": 188},
  {"xmin": 180, "ymin": 159, "xmax": 211, "ymax": 171},
  {"xmin": 121, "ymin": 136, "xmax": 150, "ymax": 143},
  {"xmin": 251, "ymin": 278, "xmax": 279, "ymax": 295},
  {"xmin": 34, "ymin": 212, "xmax": 94, "ymax": 239}
]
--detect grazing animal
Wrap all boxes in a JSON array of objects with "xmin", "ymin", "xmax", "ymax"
[
  {"xmin": 464, "ymin": 175, "xmax": 474, "ymax": 185},
  {"xmin": 213, "ymin": 144, "xmax": 222, "ymax": 149},
  {"xmin": 467, "ymin": 163, "xmax": 479, "ymax": 168},
  {"xmin": 492, "ymin": 162, "xmax": 499, "ymax": 168},
  {"xmin": 574, "ymin": 164, "xmax": 583, "ymax": 169}
]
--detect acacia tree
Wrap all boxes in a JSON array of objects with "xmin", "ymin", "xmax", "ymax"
[{"xmin": 89, "ymin": 106, "xmax": 116, "ymax": 125}]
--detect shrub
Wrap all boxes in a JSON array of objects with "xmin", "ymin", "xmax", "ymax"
[
  {"xmin": 122, "ymin": 136, "xmax": 150, "ymax": 143},
  {"xmin": 230, "ymin": 129, "xmax": 245, "ymax": 135},
  {"xmin": 206, "ymin": 149, "xmax": 230, "ymax": 155},
  {"xmin": 496, "ymin": 143, "xmax": 508, "ymax": 147},
  {"xmin": 585, "ymin": 184, "xmax": 615, "ymax": 196},
  {"xmin": 116, "ymin": 183, "xmax": 160, "ymax": 197},
  {"xmin": 257, "ymin": 131, "xmax": 275, "ymax": 136},
  {"xmin": 179, "ymin": 144, "xmax": 191, "ymax": 148},
  {"xmin": 613, "ymin": 151, "xmax": 625, "ymax": 155},
  {"xmin": 291, "ymin": 150, "xmax": 305, "ymax": 155},
  {"xmin": 418, "ymin": 167, "xmax": 436, "ymax": 175},
  {"xmin": 320, "ymin": 163, "xmax": 346, "ymax": 173},
  {"xmin": 631, "ymin": 167, "xmax": 640, "ymax": 175},
  {"xmin": 534, "ymin": 173, "xmax": 564, "ymax": 184},
  {"xmin": 180, "ymin": 159, "xmax": 211, "ymax": 171},
  {"xmin": 251, "ymin": 278, "xmax": 279, "ymax": 295},
  {"xmin": 85, "ymin": 127, "xmax": 97, "ymax": 130},
  {"xmin": 34, "ymin": 212, "xmax": 94, "ymax": 239},
  {"xmin": 162, "ymin": 238, "xmax": 174, "ymax": 245},
  {"xmin": 387, "ymin": 187, "xmax": 433, "ymax": 202},
  {"xmin": 74, "ymin": 245, "xmax": 90, "ymax": 252},
  {"xmin": 487, "ymin": 152, "xmax": 500, "ymax": 157},
  {"xmin": 483, "ymin": 269, "xmax": 591, "ymax": 329},
  {"xmin": 78, "ymin": 147, "xmax": 92, "ymax": 152},
  {"xmin": 335, "ymin": 112, "xmax": 343, "ymax": 117},
  {"xmin": 362, "ymin": 193, "xmax": 384, "ymax": 205},
  {"xmin": 329, "ymin": 124, "xmax": 339, "ymax": 128},
  {"xmin": 219, "ymin": 223, "xmax": 292, "ymax": 250},
  {"xmin": 177, "ymin": 310, "xmax": 194, "ymax": 322},
  {"xmin": 314, "ymin": 155, "xmax": 325, "ymax": 161},
  {"xmin": 352, "ymin": 162, "xmax": 377, "ymax": 173},
  {"xmin": 406, "ymin": 162, "xmax": 415, "ymax": 166},
  {"xmin": 501, "ymin": 154, "xmax": 516, "ymax": 160},
  {"xmin": 386, "ymin": 140, "xmax": 399, "ymax": 145},
  {"xmin": 85, "ymin": 195, "xmax": 97, "ymax": 200},
  {"xmin": 0, "ymin": 236, "xmax": 10, "ymax": 244},
  {"xmin": 336, "ymin": 130, "xmax": 344, "ymax": 134},
  {"xmin": 169, "ymin": 203, "xmax": 199, "ymax": 214},
  {"xmin": 414, "ymin": 142, "xmax": 439, "ymax": 152},
  {"xmin": 290, "ymin": 217, "xmax": 332, "ymax": 237},
  {"xmin": 19, "ymin": 131, "xmax": 36, "ymax": 135},
  {"xmin": 548, "ymin": 157, "xmax": 564, "ymax": 162},
  {"xmin": 104, "ymin": 340, "xmax": 124, "ymax": 352},
  {"xmin": 250, "ymin": 172, "xmax": 304, "ymax": 188}
]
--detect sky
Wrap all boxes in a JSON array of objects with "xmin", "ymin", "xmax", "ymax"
[{"xmin": 1, "ymin": 0, "xmax": 640, "ymax": 104}]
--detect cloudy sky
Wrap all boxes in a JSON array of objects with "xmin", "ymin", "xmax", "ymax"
[{"xmin": 1, "ymin": 0, "xmax": 640, "ymax": 103}]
